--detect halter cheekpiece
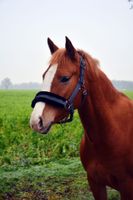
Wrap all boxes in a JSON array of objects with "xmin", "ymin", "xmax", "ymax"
[{"xmin": 31, "ymin": 56, "xmax": 87, "ymax": 123}]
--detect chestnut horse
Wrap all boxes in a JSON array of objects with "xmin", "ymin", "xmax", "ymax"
[{"xmin": 30, "ymin": 37, "xmax": 133, "ymax": 200}]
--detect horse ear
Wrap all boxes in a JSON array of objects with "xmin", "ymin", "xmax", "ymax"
[
  {"xmin": 47, "ymin": 38, "xmax": 58, "ymax": 54},
  {"xmin": 65, "ymin": 36, "xmax": 76, "ymax": 60}
]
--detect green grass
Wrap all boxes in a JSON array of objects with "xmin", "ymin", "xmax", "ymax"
[
  {"xmin": 0, "ymin": 158, "xmax": 120, "ymax": 200},
  {"xmin": 0, "ymin": 90, "xmax": 133, "ymax": 199},
  {"xmin": 0, "ymin": 158, "xmax": 90, "ymax": 200},
  {"xmin": 124, "ymin": 90, "xmax": 133, "ymax": 99}
]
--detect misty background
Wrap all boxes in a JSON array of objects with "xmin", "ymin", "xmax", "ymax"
[{"xmin": 0, "ymin": 0, "xmax": 133, "ymax": 90}]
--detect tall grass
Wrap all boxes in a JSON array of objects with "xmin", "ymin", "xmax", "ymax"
[{"xmin": 0, "ymin": 90, "xmax": 133, "ymax": 167}]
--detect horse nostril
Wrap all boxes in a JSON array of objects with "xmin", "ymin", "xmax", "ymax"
[{"xmin": 38, "ymin": 116, "xmax": 43, "ymax": 129}]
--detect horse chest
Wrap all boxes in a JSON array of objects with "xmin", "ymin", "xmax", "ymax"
[
  {"xmin": 81, "ymin": 153, "xmax": 122, "ymax": 189},
  {"xmin": 80, "ymin": 135, "xmax": 127, "ymax": 188}
]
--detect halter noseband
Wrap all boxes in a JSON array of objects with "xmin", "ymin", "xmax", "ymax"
[{"xmin": 31, "ymin": 56, "xmax": 87, "ymax": 123}]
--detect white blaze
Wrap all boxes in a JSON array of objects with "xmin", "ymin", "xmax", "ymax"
[
  {"xmin": 30, "ymin": 64, "xmax": 58, "ymax": 126},
  {"xmin": 42, "ymin": 64, "xmax": 58, "ymax": 92}
]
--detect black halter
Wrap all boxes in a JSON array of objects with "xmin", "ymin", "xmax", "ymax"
[{"xmin": 31, "ymin": 56, "xmax": 87, "ymax": 123}]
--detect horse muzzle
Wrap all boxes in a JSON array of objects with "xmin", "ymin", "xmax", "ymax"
[{"xmin": 31, "ymin": 91, "xmax": 74, "ymax": 124}]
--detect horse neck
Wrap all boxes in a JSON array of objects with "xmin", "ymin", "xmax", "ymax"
[{"xmin": 78, "ymin": 61, "xmax": 119, "ymax": 143}]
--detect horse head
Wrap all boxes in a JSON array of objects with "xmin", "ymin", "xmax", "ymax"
[{"xmin": 30, "ymin": 37, "xmax": 87, "ymax": 134}]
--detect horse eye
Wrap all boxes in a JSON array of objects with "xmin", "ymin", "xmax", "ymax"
[{"xmin": 60, "ymin": 76, "xmax": 70, "ymax": 83}]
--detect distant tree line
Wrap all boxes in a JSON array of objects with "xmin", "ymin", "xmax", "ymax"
[
  {"xmin": 0, "ymin": 78, "xmax": 41, "ymax": 90},
  {"xmin": 112, "ymin": 80, "xmax": 133, "ymax": 91},
  {"xmin": 1, "ymin": 77, "xmax": 133, "ymax": 91}
]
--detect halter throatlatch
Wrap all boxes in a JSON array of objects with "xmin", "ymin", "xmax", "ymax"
[{"xmin": 31, "ymin": 56, "xmax": 87, "ymax": 123}]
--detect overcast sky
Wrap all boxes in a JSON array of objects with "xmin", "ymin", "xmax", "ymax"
[{"xmin": 0, "ymin": 0, "xmax": 133, "ymax": 83}]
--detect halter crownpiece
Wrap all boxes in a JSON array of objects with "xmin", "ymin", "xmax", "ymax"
[{"xmin": 31, "ymin": 56, "xmax": 87, "ymax": 123}]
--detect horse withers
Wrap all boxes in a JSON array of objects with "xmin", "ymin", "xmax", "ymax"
[{"xmin": 30, "ymin": 37, "xmax": 133, "ymax": 200}]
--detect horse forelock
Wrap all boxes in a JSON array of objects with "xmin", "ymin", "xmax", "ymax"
[{"xmin": 49, "ymin": 48, "xmax": 67, "ymax": 65}]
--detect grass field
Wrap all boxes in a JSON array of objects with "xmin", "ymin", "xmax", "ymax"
[{"xmin": 0, "ymin": 90, "xmax": 133, "ymax": 200}]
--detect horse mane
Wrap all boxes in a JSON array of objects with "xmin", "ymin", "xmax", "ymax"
[
  {"xmin": 77, "ymin": 50, "xmax": 122, "ymax": 101},
  {"xmin": 77, "ymin": 50, "xmax": 100, "ymax": 80}
]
